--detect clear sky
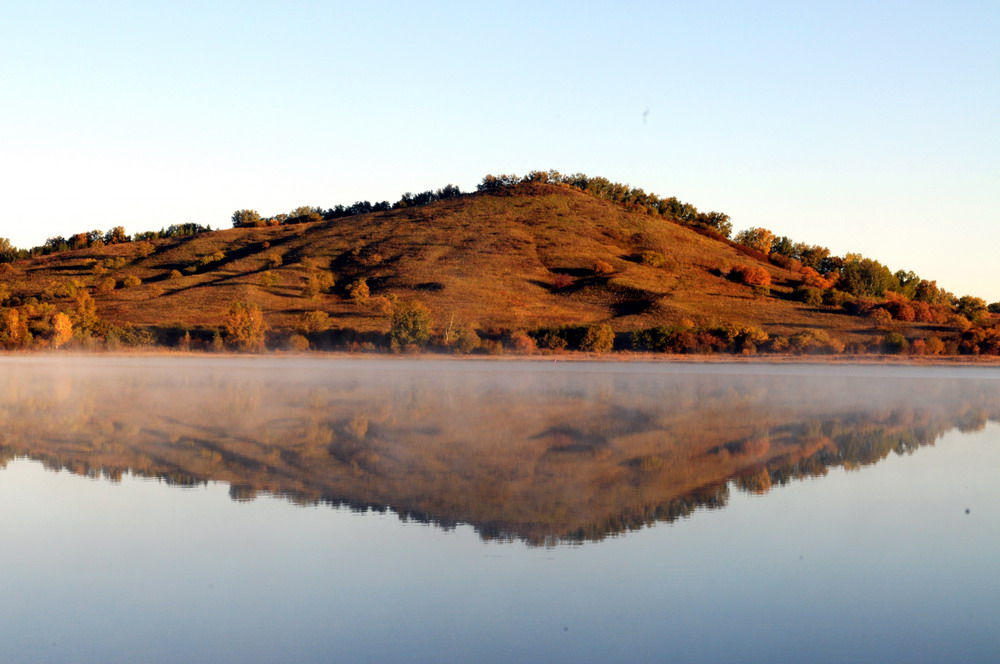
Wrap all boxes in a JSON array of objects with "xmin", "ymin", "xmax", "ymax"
[{"xmin": 2, "ymin": 1, "xmax": 998, "ymax": 299}]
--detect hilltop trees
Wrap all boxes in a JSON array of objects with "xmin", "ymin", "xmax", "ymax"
[
  {"xmin": 734, "ymin": 228, "xmax": 775, "ymax": 254},
  {"xmin": 232, "ymin": 210, "xmax": 263, "ymax": 227},
  {"xmin": 838, "ymin": 258, "xmax": 897, "ymax": 298},
  {"xmin": 477, "ymin": 171, "xmax": 733, "ymax": 237},
  {"xmin": 0, "ymin": 238, "xmax": 16, "ymax": 263}
]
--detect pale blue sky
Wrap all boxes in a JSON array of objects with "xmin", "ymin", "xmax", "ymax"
[{"xmin": 2, "ymin": 1, "xmax": 998, "ymax": 298}]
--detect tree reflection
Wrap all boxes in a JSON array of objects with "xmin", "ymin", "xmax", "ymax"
[{"xmin": 0, "ymin": 359, "xmax": 998, "ymax": 545}]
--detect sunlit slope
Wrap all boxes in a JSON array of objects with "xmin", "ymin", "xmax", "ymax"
[{"xmin": 8, "ymin": 182, "xmax": 919, "ymax": 342}]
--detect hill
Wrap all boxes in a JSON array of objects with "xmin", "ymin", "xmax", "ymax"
[{"xmin": 0, "ymin": 174, "xmax": 992, "ymax": 354}]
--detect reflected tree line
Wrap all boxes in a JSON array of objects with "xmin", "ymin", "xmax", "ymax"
[{"xmin": 0, "ymin": 361, "xmax": 997, "ymax": 545}]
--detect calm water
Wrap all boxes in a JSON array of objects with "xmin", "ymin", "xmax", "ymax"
[{"xmin": 0, "ymin": 356, "xmax": 998, "ymax": 663}]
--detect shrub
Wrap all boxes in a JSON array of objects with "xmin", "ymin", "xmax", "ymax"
[
  {"xmin": 167, "ymin": 269, "xmax": 182, "ymax": 280},
  {"xmin": 823, "ymin": 289, "xmax": 850, "ymax": 307},
  {"xmin": 593, "ymin": 260, "xmax": 615, "ymax": 276},
  {"xmin": 211, "ymin": 330, "xmax": 224, "ymax": 352},
  {"xmin": 507, "ymin": 330, "xmax": 537, "ymax": 353},
  {"xmin": 537, "ymin": 329, "xmax": 568, "ymax": 351},
  {"xmin": 770, "ymin": 253, "xmax": 801, "ymax": 271},
  {"xmin": 882, "ymin": 332, "xmax": 909, "ymax": 354},
  {"xmin": 638, "ymin": 251, "xmax": 666, "ymax": 268},
  {"xmin": 799, "ymin": 266, "xmax": 834, "ymax": 289},
  {"xmin": 767, "ymin": 335, "xmax": 790, "ymax": 353},
  {"xmin": 96, "ymin": 277, "xmax": 117, "ymax": 294},
  {"xmin": 102, "ymin": 257, "xmax": 127, "ymax": 270},
  {"xmin": 347, "ymin": 278, "xmax": 370, "ymax": 302},
  {"xmin": 732, "ymin": 325, "xmax": 769, "ymax": 353},
  {"xmin": 796, "ymin": 286, "xmax": 823, "ymax": 305},
  {"xmin": 264, "ymin": 252, "xmax": 283, "ymax": 268},
  {"xmin": 455, "ymin": 326, "xmax": 482, "ymax": 354},
  {"xmin": 298, "ymin": 310, "xmax": 330, "ymax": 334},
  {"xmin": 104, "ymin": 324, "xmax": 153, "ymax": 347},
  {"xmin": 638, "ymin": 455, "xmax": 664, "ymax": 472},
  {"xmin": 868, "ymin": 308, "xmax": 893, "ymax": 329},
  {"xmin": 260, "ymin": 270, "xmax": 279, "ymax": 288},
  {"xmin": 135, "ymin": 241, "xmax": 155, "ymax": 258},
  {"xmin": 730, "ymin": 264, "xmax": 771, "ymax": 287},
  {"xmin": 287, "ymin": 334, "xmax": 310, "ymax": 351},
  {"xmin": 198, "ymin": 251, "xmax": 225, "ymax": 267},
  {"xmin": 925, "ymin": 337, "xmax": 946, "ymax": 355},
  {"xmin": 122, "ymin": 275, "xmax": 142, "ymax": 288},
  {"xmin": 551, "ymin": 273, "xmax": 574, "ymax": 290},
  {"xmin": 789, "ymin": 329, "xmax": 844, "ymax": 354},
  {"xmin": 580, "ymin": 324, "xmax": 615, "ymax": 353},
  {"xmin": 883, "ymin": 295, "xmax": 916, "ymax": 322}
]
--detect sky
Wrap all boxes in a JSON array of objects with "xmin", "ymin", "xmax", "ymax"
[{"xmin": 2, "ymin": 1, "xmax": 998, "ymax": 299}]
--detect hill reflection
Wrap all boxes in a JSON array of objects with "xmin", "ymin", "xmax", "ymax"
[{"xmin": 1, "ymin": 358, "xmax": 998, "ymax": 544}]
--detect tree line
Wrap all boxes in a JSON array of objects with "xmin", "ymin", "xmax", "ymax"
[
  {"xmin": 477, "ymin": 170, "xmax": 733, "ymax": 237},
  {"xmin": 231, "ymin": 184, "xmax": 464, "ymax": 228}
]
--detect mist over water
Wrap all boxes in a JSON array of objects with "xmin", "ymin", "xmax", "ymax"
[{"xmin": 1, "ymin": 357, "xmax": 998, "ymax": 663}]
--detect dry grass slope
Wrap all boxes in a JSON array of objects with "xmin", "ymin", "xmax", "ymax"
[{"xmin": 0, "ymin": 182, "xmax": 958, "ymax": 347}]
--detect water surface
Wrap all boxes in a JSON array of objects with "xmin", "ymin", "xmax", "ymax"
[{"xmin": 0, "ymin": 357, "xmax": 997, "ymax": 662}]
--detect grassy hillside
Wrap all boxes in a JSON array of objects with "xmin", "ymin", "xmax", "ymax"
[{"xmin": 0, "ymin": 179, "xmax": 984, "ymax": 353}]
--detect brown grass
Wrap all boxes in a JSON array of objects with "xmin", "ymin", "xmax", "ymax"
[{"xmin": 0, "ymin": 183, "xmax": 964, "ymax": 348}]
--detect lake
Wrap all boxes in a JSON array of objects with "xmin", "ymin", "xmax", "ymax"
[{"xmin": 1, "ymin": 356, "xmax": 998, "ymax": 663}]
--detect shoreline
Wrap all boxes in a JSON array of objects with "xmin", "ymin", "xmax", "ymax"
[{"xmin": 4, "ymin": 348, "xmax": 1000, "ymax": 368}]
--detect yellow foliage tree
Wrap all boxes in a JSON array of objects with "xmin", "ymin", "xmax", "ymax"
[
  {"xmin": 52, "ymin": 312, "xmax": 73, "ymax": 348},
  {"xmin": 225, "ymin": 301, "xmax": 268, "ymax": 352}
]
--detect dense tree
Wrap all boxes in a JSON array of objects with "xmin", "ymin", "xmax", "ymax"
[
  {"xmin": 225, "ymin": 302, "xmax": 268, "ymax": 352},
  {"xmin": 734, "ymin": 227, "xmax": 775, "ymax": 254},
  {"xmin": 838, "ymin": 258, "xmax": 896, "ymax": 298},
  {"xmin": 104, "ymin": 226, "xmax": 129, "ymax": 244},
  {"xmin": 74, "ymin": 290, "xmax": 99, "ymax": 332},
  {"xmin": 51, "ymin": 313, "xmax": 73, "ymax": 348},
  {"xmin": 580, "ymin": 324, "xmax": 615, "ymax": 353},
  {"xmin": 955, "ymin": 295, "xmax": 988, "ymax": 323},
  {"xmin": 347, "ymin": 278, "xmax": 370, "ymax": 302},
  {"xmin": 389, "ymin": 300, "xmax": 431, "ymax": 347},
  {"xmin": 231, "ymin": 209, "xmax": 263, "ymax": 227},
  {"xmin": 0, "ymin": 238, "xmax": 16, "ymax": 263}
]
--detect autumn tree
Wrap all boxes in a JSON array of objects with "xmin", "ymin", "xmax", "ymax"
[
  {"xmin": 389, "ymin": 300, "xmax": 431, "ymax": 348},
  {"xmin": 347, "ymin": 278, "xmax": 370, "ymax": 302},
  {"xmin": 955, "ymin": 295, "xmax": 988, "ymax": 323},
  {"xmin": 838, "ymin": 257, "xmax": 896, "ymax": 298},
  {"xmin": 74, "ymin": 290, "xmax": 99, "ymax": 332},
  {"xmin": 231, "ymin": 209, "xmax": 263, "ymax": 227},
  {"xmin": 104, "ymin": 226, "xmax": 129, "ymax": 244},
  {"xmin": 52, "ymin": 312, "xmax": 73, "ymax": 348},
  {"xmin": 225, "ymin": 301, "xmax": 268, "ymax": 352},
  {"xmin": 734, "ymin": 227, "xmax": 775, "ymax": 254},
  {"xmin": 1, "ymin": 308, "xmax": 31, "ymax": 348},
  {"xmin": 298, "ymin": 310, "xmax": 330, "ymax": 334},
  {"xmin": 580, "ymin": 324, "xmax": 615, "ymax": 353},
  {"xmin": 0, "ymin": 238, "xmax": 16, "ymax": 263}
]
